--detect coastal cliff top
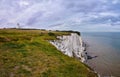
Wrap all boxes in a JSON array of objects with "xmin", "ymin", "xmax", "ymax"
[{"xmin": 0, "ymin": 29, "xmax": 97, "ymax": 77}]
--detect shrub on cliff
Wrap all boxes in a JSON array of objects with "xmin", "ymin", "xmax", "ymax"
[
  {"xmin": 60, "ymin": 30, "xmax": 81, "ymax": 36},
  {"xmin": 48, "ymin": 32, "xmax": 55, "ymax": 36}
]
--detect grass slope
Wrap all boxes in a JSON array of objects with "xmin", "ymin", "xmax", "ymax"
[{"xmin": 0, "ymin": 29, "xmax": 97, "ymax": 77}]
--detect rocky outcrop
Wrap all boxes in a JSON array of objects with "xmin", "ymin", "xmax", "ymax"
[{"xmin": 50, "ymin": 33, "xmax": 87, "ymax": 62}]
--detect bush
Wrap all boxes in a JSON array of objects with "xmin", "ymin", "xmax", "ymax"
[
  {"xmin": 48, "ymin": 32, "xmax": 55, "ymax": 36},
  {"xmin": 60, "ymin": 30, "xmax": 81, "ymax": 36}
]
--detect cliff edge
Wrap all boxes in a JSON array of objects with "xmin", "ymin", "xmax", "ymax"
[{"xmin": 50, "ymin": 33, "xmax": 87, "ymax": 62}]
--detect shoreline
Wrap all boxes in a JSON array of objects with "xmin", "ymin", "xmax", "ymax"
[{"xmin": 82, "ymin": 41, "xmax": 100, "ymax": 77}]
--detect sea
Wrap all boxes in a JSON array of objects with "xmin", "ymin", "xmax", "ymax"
[{"xmin": 81, "ymin": 32, "xmax": 120, "ymax": 77}]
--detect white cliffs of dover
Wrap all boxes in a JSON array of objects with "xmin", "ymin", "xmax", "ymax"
[{"xmin": 50, "ymin": 33, "xmax": 87, "ymax": 62}]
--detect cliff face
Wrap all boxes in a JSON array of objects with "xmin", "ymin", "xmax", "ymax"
[{"xmin": 50, "ymin": 33, "xmax": 87, "ymax": 62}]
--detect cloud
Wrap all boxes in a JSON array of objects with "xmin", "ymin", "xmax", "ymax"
[
  {"xmin": 0, "ymin": 0, "xmax": 120, "ymax": 31},
  {"xmin": 19, "ymin": 0, "xmax": 30, "ymax": 6}
]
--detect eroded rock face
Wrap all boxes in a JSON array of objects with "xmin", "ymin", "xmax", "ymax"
[{"xmin": 50, "ymin": 33, "xmax": 87, "ymax": 62}]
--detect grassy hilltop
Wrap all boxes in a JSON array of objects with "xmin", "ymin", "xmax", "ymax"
[{"xmin": 0, "ymin": 29, "xmax": 97, "ymax": 77}]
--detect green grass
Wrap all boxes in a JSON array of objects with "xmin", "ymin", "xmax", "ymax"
[{"xmin": 0, "ymin": 29, "xmax": 97, "ymax": 77}]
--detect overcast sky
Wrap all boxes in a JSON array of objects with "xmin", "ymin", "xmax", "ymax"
[{"xmin": 0, "ymin": 0, "xmax": 120, "ymax": 32}]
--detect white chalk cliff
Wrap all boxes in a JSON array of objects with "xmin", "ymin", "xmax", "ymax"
[{"xmin": 50, "ymin": 33, "xmax": 87, "ymax": 62}]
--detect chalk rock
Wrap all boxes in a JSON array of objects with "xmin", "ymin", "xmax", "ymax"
[{"xmin": 50, "ymin": 33, "xmax": 87, "ymax": 62}]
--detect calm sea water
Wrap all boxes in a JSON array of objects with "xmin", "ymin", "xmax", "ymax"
[{"xmin": 81, "ymin": 32, "xmax": 120, "ymax": 77}]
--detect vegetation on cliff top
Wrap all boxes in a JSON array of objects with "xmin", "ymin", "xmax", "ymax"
[{"xmin": 0, "ymin": 29, "xmax": 97, "ymax": 77}]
